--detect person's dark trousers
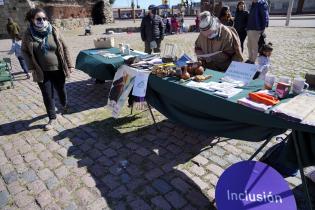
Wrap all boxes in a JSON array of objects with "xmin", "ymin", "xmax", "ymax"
[
  {"xmin": 237, "ymin": 30, "xmax": 247, "ymax": 52},
  {"xmin": 38, "ymin": 70, "xmax": 67, "ymax": 120},
  {"xmin": 258, "ymin": 32, "xmax": 266, "ymax": 51},
  {"xmin": 144, "ymin": 39, "xmax": 162, "ymax": 54},
  {"xmin": 17, "ymin": 56, "xmax": 28, "ymax": 74}
]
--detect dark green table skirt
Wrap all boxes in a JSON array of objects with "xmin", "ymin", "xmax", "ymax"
[{"xmin": 146, "ymin": 70, "xmax": 315, "ymax": 167}]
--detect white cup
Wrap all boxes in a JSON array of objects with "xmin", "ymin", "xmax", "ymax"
[
  {"xmin": 264, "ymin": 74, "xmax": 276, "ymax": 90},
  {"xmin": 278, "ymin": 76, "xmax": 291, "ymax": 84},
  {"xmin": 292, "ymin": 77, "xmax": 309, "ymax": 94}
]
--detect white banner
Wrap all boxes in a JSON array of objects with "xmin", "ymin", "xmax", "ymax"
[{"xmin": 0, "ymin": 0, "xmax": 4, "ymax": 5}]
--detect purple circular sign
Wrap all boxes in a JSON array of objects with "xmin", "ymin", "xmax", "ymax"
[{"xmin": 215, "ymin": 161, "xmax": 296, "ymax": 210}]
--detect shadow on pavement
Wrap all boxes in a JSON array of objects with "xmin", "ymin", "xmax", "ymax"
[{"xmin": 53, "ymin": 117, "xmax": 217, "ymax": 209}]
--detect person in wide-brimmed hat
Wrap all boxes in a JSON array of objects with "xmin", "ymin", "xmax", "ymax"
[{"xmin": 195, "ymin": 11, "xmax": 244, "ymax": 72}]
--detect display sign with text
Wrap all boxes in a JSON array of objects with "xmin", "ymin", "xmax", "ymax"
[
  {"xmin": 215, "ymin": 161, "xmax": 296, "ymax": 210},
  {"xmin": 222, "ymin": 61, "xmax": 257, "ymax": 86}
]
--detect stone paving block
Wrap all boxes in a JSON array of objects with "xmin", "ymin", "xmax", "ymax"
[
  {"xmin": 44, "ymin": 202, "xmax": 62, "ymax": 210},
  {"xmin": 37, "ymin": 168, "xmax": 54, "ymax": 181},
  {"xmin": 192, "ymin": 155, "xmax": 209, "ymax": 166},
  {"xmin": 45, "ymin": 176, "xmax": 59, "ymax": 190},
  {"xmin": 129, "ymin": 198, "xmax": 151, "ymax": 210},
  {"xmin": 204, "ymin": 173, "xmax": 219, "ymax": 186},
  {"xmin": 63, "ymin": 157, "xmax": 78, "ymax": 167},
  {"xmin": 64, "ymin": 175, "xmax": 81, "ymax": 192},
  {"xmin": 101, "ymin": 174, "xmax": 120, "ymax": 190},
  {"xmin": 21, "ymin": 169, "xmax": 38, "ymax": 183},
  {"xmin": 75, "ymin": 188, "xmax": 95, "ymax": 206},
  {"xmin": 87, "ymin": 197, "xmax": 108, "ymax": 210},
  {"xmin": 152, "ymin": 179, "xmax": 172, "ymax": 194},
  {"xmin": 145, "ymin": 168, "xmax": 164, "ymax": 180},
  {"xmin": 54, "ymin": 165, "xmax": 69, "ymax": 179},
  {"xmin": 208, "ymin": 155, "xmax": 229, "ymax": 167},
  {"xmin": 7, "ymin": 181, "xmax": 25, "ymax": 195},
  {"xmin": 103, "ymin": 148, "xmax": 118, "ymax": 158},
  {"xmin": 3, "ymin": 171, "xmax": 18, "ymax": 184},
  {"xmin": 165, "ymin": 191, "xmax": 187, "ymax": 209},
  {"xmin": 33, "ymin": 143, "xmax": 46, "ymax": 153},
  {"xmin": 151, "ymin": 195, "xmax": 171, "ymax": 210},
  {"xmin": 27, "ymin": 180, "xmax": 47, "ymax": 195},
  {"xmin": 206, "ymin": 164, "xmax": 224, "ymax": 177},
  {"xmin": 185, "ymin": 190, "xmax": 210, "ymax": 207},
  {"xmin": 23, "ymin": 152, "xmax": 37, "ymax": 163},
  {"xmin": 190, "ymin": 164, "xmax": 206, "ymax": 176},
  {"xmin": 18, "ymin": 144, "xmax": 32, "ymax": 155},
  {"xmin": 63, "ymin": 202, "xmax": 78, "ymax": 210},
  {"xmin": 36, "ymin": 190, "xmax": 53, "ymax": 208},
  {"xmin": 22, "ymin": 202, "xmax": 41, "ymax": 210},
  {"xmin": 38, "ymin": 151, "xmax": 53, "ymax": 162},
  {"xmin": 29, "ymin": 159, "xmax": 45, "ymax": 171},
  {"xmin": 114, "ymin": 201, "xmax": 126, "ymax": 210},
  {"xmin": 135, "ymin": 147, "xmax": 151, "ymax": 157},
  {"xmin": 0, "ymin": 190, "xmax": 9, "ymax": 208},
  {"xmin": 14, "ymin": 191, "xmax": 34, "ymax": 208},
  {"xmin": 45, "ymin": 158, "xmax": 62, "ymax": 170},
  {"xmin": 56, "ymin": 148, "xmax": 68, "ymax": 158},
  {"xmin": 191, "ymin": 176, "xmax": 208, "ymax": 190},
  {"xmin": 170, "ymin": 177, "xmax": 191, "ymax": 193},
  {"xmin": 90, "ymin": 165, "xmax": 106, "ymax": 177},
  {"xmin": 10, "ymin": 155, "xmax": 24, "ymax": 165},
  {"xmin": 53, "ymin": 187, "xmax": 72, "ymax": 204},
  {"xmin": 81, "ymin": 175, "xmax": 96, "ymax": 188},
  {"xmin": 109, "ymin": 185, "xmax": 128, "ymax": 199}
]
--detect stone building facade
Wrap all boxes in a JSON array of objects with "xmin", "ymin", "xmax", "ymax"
[{"xmin": 0, "ymin": 0, "xmax": 113, "ymax": 39}]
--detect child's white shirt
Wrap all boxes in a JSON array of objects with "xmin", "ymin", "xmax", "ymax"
[{"xmin": 257, "ymin": 55, "xmax": 271, "ymax": 80}]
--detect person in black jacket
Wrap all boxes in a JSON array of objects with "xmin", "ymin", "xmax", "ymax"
[
  {"xmin": 140, "ymin": 5, "xmax": 165, "ymax": 54},
  {"xmin": 234, "ymin": 1, "xmax": 249, "ymax": 52}
]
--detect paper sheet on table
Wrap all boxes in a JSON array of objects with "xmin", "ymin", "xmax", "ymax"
[
  {"xmin": 196, "ymin": 51, "xmax": 222, "ymax": 58},
  {"xmin": 132, "ymin": 71, "xmax": 150, "ymax": 97},
  {"xmin": 213, "ymin": 88, "xmax": 242, "ymax": 98}
]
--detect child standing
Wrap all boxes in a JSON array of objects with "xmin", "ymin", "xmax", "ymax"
[
  {"xmin": 255, "ymin": 42, "xmax": 273, "ymax": 80},
  {"xmin": 9, "ymin": 35, "xmax": 30, "ymax": 79}
]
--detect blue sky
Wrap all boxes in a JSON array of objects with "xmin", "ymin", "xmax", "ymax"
[{"xmin": 113, "ymin": 0, "xmax": 183, "ymax": 9}]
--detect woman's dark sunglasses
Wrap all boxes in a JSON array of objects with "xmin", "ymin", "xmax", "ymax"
[{"xmin": 36, "ymin": 17, "xmax": 47, "ymax": 22}]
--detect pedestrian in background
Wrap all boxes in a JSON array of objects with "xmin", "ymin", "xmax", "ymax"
[
  {"xmin": 140, "ymin": 5, "xmax": 165, "ymax": 54},
  {"xmin": 8, "ymin": 35, "xmax": 30, "ymax": 79},
  {"xmin": 171, "ymin": 14, "xmax": 179, "ymax": 34},
  {"xmin": 6, "ymin": 18, "xmax": 20, "ymax": 43},
  {"xmin": 246, "ymin": 0, "xmax": 269, "ymax": 64},
  {"xmin": 219, "ymin": 6, "xmax": 234, "ymax": 27},
  {"xmin": 234, "ymin": 0, "xmax": 249, "ymax": 52},
  {"xmin": 22, "ymin": 8, "xmax": 74, "ymax": 131}
]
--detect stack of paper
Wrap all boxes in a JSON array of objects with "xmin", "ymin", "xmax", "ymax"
[
  {"xmin": 238, "ymin": 97, "xmax": 272, "ymax": 112},
  {"xmin": 272, "ymin": 93, "xmax": 315, "ymax": 125}
]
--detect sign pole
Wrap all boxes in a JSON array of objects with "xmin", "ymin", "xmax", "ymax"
[{"xmin": 285, "ymin": 0, "xmax": 295, "ymax": 26}]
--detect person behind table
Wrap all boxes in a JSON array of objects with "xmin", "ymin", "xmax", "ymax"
[
  {"xmin": 219, "ymin": 6, "xmax": 234, "ymax": 27},
  {"xmin": 234, "ymin": 0, "xmax": 249, "ymax": 52},
  {"xmin": 21, "ymin": 8, "xmax": 74, "ymax": 131},
  {"xmin": 8, "ymin": 34, "xmax": 30, "ymax": 79},
  {"xmin": 254, "ymin": 42, "xmax": 273, "ymax": 80},
  {"xmin": 246, "ymin": 0, "xmax": 269, "ymax": 64},
  {"xmin": 6, "ymin": 18, "xmax": 20, "ymax": 43},
  {"xmin": 195, "ymin": 11, "xmax": 244, "ymax": 72},
  {"xmin": 140, "ymin": 5, "xmax": 165, "ymax": 54},
  {"xmin": 195, "ymin": 15, "xmax": 200, "ymax": 32}
]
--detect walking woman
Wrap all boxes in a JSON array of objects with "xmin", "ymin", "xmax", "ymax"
[
  {"xmin": 234, "ymin": 1, "xmax": 249, "ymax": 52},
  {"xmin": 22, "ymin": 8, "xmax": 74, "ymax": 131}
]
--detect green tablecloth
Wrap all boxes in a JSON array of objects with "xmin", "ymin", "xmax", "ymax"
[
  {"xmin": 146, "ymin": 70, "xmax": 315, "ymax": 167},
  {"xmin": 75, "ymin": 48, "xmax": 143, "ymax": 81}
]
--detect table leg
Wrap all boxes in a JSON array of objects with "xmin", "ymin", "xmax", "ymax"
[
  {"xmin": 248, "ymin": 137, "xmax": 273, "ymax": 161},
  {"xmin": 146, "ymin": 102, "xmax": 159, "ymax": 129},
  {"xmin": 292, "ymin": 130, "xmax": 313, "ymax": 210}
]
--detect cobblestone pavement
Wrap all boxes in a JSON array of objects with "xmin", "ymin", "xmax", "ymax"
[{"xmin": 1, "ymin": 25, "xmax": 315, "ymax": 210}]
